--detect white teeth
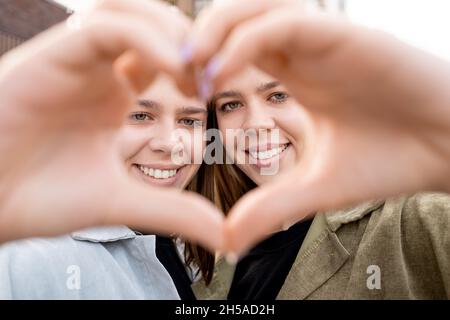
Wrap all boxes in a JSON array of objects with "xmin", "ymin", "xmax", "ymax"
[
  {"xmin": 250, "ymin": 145, "xmax": 288, "ymax": 160},
  {"xmin": 138, "ymin": 166, "xmax": 178, "ymax": 179}
]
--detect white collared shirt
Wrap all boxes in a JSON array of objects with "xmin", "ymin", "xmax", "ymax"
[{"xmin": 0, "ymin": 226, "xmax": 180, "ymax": 299}]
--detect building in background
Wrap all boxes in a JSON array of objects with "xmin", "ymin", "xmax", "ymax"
[
  {"xmin": 0, "ymin": 0, "xmax": 68, "ymax": 55},
  {"xmin": 0, "ymin": 0, "xmax": 214, "ymax": 56},
  {"xmin": 167, "ymin": 0, "xmax": 346, "ymax": 16},
  {"xmin": 166, "ymin": 0, "xmax": 347, "ymax": 16},
  {"xmin": 0, "ymin": 0, "xmax": 345, "ymax": 56},
  {"xmin": 163, "ymin": 0, "xmax": 212, "ymax": 17}
]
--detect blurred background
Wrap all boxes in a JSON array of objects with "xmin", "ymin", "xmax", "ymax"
[{"xmin": 1, "ymin": 0, "xmax": 450, "ymax": 61}]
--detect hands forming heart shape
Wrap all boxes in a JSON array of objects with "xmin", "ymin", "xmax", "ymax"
[{"xmin": 1, "ymin": 0, "xmax": 450, "ymax": 256}]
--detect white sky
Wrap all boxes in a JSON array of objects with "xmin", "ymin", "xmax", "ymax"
[
  {"xmin": 54, "ymin": 0, "xmax": 450, "ymax": 61},
  {"xmin": 54, "ymin": 0, "xmax": 96, "ymax": 12},
  {"xmin": 346, "ymin": 0, "xmax": 450, "ymax": 61}
]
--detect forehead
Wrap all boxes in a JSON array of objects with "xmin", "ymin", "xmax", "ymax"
[
  {"xmin": 139, "ymin": 74, "xmax": 203, "ymax": 110},
  {"xmin": 215, "ymin": 66, "xmax": 277, "ymax": 94}
]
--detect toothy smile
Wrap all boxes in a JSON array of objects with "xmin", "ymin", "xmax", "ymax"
[
  {"xmin": 138, "ymin": 165, "xmax": 179, "ymax": 179},
  {"xmin": 248, "ymin": 144, "xmax": 289, "ymax": 160}
]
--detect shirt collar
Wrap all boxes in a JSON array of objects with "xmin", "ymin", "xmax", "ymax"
[
  {"xmin": 324, "ymin": 200, "xmax": 385, "ymax": 232},
  {"xmin": 71, "ymin": 225, "xmax": 137, "ymax": 243}
]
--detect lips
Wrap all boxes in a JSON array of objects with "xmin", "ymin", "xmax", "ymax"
[
  {"xmin": 138, "ymin": 165, "xmax": 179, "ymax": 179},
  {"xmin": 247, "ymin": 143, "xmax": 289, "ymax": 160},
  {"xmin": 133, "ymin": 163, "xmax": 186, "ymax": 187},
  {"xmin": 245, "ymin": 143, "xmax": 291, "ymax": 169}
]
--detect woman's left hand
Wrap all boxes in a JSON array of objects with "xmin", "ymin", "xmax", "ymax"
[{"xmin": 188, "ymin": 0, "xmax": 450, "ymax": 256}]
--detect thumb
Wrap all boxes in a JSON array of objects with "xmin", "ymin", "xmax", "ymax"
[
  {"xmin": 105, "ymin": 180, "xmax": 225, "ymax": 253},
  {"xmin": 224, "ymin": 167, "xmax": 339, "ymax": 257}
]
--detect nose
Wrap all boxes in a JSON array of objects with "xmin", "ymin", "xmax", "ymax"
[
  {"xmin": 241, "ymin": 100, "xmax": 276, "ymax": 132},
  {"xmin": 147, "ymin": 121, "xmax": 180, "ymax": 154}
]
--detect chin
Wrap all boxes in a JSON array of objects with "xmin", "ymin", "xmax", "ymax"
[{"xmin": 253, "ymin": 173, "xmax": 279, "ymax": 186}]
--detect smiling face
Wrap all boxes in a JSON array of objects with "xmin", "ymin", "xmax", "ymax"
[
  {"xmin": 118, "ymin": 74, "xmax": 207, "ymax": 189},
  {"xmin": 212, "ymin": 67, "xmax": 307, "ymax": 186}
]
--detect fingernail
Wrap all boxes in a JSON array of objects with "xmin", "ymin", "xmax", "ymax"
[
  {"xmin": 282, "ymin": 219, "xmax": 298, "ymax": 231},
  {"xmin": 204, "ymin": 56, "xmax": 222, "ymax": 81},
  {"xmin": 180, "ymin": 41, "xmax": 194, "ymax": 64},
  {"xmin": 282, "ymin": 222, "xmax": 293, "ymax": 231},
  {"xmin": 225, "ymin": 252, "xmax": 239, "ymax": 265},
  {"xmin": 198, "ymin": 77, "xmax": 212, "ymax": 102}
]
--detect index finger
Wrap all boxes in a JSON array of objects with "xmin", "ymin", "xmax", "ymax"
[
  {"xmin": 96, "ymin": 0, "xmax": 192, "ymax": 43},
  {"xmin": 105, "ymin": 180, "xmax": 225, "ymax": 253},
  {"xmin": 189, "ymin": 0, "xmax": 299, "ymax": 66}
]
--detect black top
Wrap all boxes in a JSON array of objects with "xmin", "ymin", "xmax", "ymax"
[
  {"xmin": 154, "ymin": 235, "xmax": 196, "ymax": 300},
  {"xmin": 228, "ymin": 219, "xmax": 313, "ymax": 300}
]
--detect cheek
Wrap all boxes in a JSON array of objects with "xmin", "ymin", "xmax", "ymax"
[
  {"xmin": 277, "ymin": 107, "xmax": 309, "ymax": 149},
  {"xmin": 116, "ymin": 127, "xmax": 149, "ymax": 162},
  {"xmin": 282, "ymin": 118, "xmax": 303, "ymax": 144},
  {"xmin": 217, "ymin": 115, "xmax": 242, "ymax": 155},
  {"xmin": 185, "ymin": 129, "xmax": 205, "ymax": 164},
  {"xmin": 217, "ymin": 112, "xmax": 244, "ymax": 133}
]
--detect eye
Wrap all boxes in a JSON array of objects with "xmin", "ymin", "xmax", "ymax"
[
  {"xmin": 268, "ymin": 92, "xmax": 289, "ymax": 104},
  {"xmin": 129, "ymin": 112, "xmax": 152, "ymax": 122},
  {"xmin": 220, "ymin": 101, "xmax": 243, "ymax": 113},
  {"xmin": 180, "ymin": 118, "xmax": 203, "ymax": 128}
]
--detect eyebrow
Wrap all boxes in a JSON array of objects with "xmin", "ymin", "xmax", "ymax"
[
  {"xmin": 211, "ymin": 81, "xmax": 282, "ymax": 102},
  {"xmin": 137, "ymin": 100, "xmax": 206, "ymax": 115},
  {"xmin": 256, "ymin": 81, "xmax": 281, "ymax": 93},
  {"xmin": 137, "ymin": 99, "xmax": 160, "ymax": 110},
  {"xmin": 211, "ymin": 90, "xmax": 243, "ymax": 103},
  {"xmin": 176, "ymin": 106, "xmax": 207, "ymax": 115}
]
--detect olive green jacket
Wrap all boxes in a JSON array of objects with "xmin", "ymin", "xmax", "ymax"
[{"xmin": 193, "ymin": 193, "xmax": 450, "ymax": 300}]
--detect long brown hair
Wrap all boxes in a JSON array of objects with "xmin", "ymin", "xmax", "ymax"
[
  {"xmin": 206, "ymin": 106, "xmax": 257, "ymax": 214},
  {"xmin": 182, "ymin": 100, "xmax": 258, "ymax": 285},
  {"xmin": 183, "ymin": 162, "xmax": 216, "ymax": 285}
]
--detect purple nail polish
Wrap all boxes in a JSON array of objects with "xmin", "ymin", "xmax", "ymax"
[
  {"xmin": 180, "ymin": 41, "xmax": 194, "ymax": 64},
  {"xmin": 204, "ymin": 56, "xmax": 222, "ymax": 81},
  {"xmin": 198, "ymin": 77, "xmax": 212, "ymax": 102}
]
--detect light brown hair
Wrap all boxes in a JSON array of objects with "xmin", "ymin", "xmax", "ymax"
[{"xmin": 183, "ymin": 101, "xmax": 257, "ymax": 285}]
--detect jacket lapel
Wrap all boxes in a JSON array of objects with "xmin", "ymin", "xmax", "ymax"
[
  {"xmin": 277, "ymin": 201, "xmax": 383, "ymax": 299},
  {"xmin": 192, "ymin": 257, "xmax": 236, "ymax": 300},
  {"xmin": 277, "ymin": 214, "xmax": 350, "ymax": 299}
]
